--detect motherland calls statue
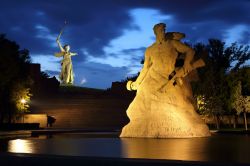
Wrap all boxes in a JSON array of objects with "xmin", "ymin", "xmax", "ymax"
[
  {"xmin": 120, "ymin": 23, "xmax": 211, "ymax": 138},
  {"xmin": 55, "ymin": 22, "xmax": 77, "ymax": 85}
]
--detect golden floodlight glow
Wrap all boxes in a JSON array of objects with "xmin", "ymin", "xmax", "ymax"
[
  {"xmin": 8, "ymin": 139, "xmax": 33, "ymax": 153},
  {"xmin": 20, "ymin": 98, "xmax": 26, "ymax": 104}
]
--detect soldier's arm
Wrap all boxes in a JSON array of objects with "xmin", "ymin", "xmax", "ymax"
[{"xmin": 172, "ymin": 40, "xmax": 194, "ymax": 73}]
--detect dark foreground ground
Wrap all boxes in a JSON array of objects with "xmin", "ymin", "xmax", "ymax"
[
  {"xmin": 1, "ymin": 87, "xmax": 249, "ymax": 166},
  {"xmin": 1, "ymin": 152, "xmax": 250, "ymax": 166},
  {"xmin": 1, "ymin": 132, "xmax": 250, "ymax": 166}
]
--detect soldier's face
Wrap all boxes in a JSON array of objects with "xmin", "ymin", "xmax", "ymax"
[{"xmin": 155, "ymin": 26, "xmax": 165, "ymax": 36}]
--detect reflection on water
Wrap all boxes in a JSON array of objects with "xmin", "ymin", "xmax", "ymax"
[
  {"xmin": 8, "ymin": 139, "xmax": 33, "ymax": 153},
  {"xmin": 120, "ymin": 135, "xmax": 250, "ymax": 163},
  {"xmin": 1, "ymin": 134, "xmax": 250, "ymax": 163},
  {"xmin": 121, "ymin": 138, "xmax": 209, "ymax": 160}
]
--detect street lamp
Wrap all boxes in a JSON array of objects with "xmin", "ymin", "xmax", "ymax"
[
  {"xmin": 20, "ymin": 98, "xmax": 26, "ymax": 123},
  {"xmin": 20, "ymin": 98, "xmax": 26, "ymax": 104}
]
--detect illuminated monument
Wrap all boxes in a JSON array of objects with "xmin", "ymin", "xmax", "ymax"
[
  {"xmin": 120, "ymin": 23, "xmax": 211, "ymax": 138},
  {"xmin": 55, "ymin": 22, "xmax": 77, "ymax": 85}
]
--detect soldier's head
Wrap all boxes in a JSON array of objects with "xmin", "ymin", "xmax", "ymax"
[
  {"xmin": 153, "ymin": 23, "xmax": 166, "ymax": 36},
  {"xmin": 64, "ymin": 44, "xmax": 70, "ymax": 52},
  {"xmin": 165, "ymin": 32, "xmax": 186, "ymax": 41},
  {"xmin": 153, "ymin": 23, "xmax": 166, "ymax": 42}
]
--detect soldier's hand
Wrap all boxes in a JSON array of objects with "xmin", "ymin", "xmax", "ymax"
[
  {"xmin": 183, "ymin": 63, "xmax": 192, "ymax": 74},
  {"xmin": 126, "ymin": 81, "xmax": 138, "ymax": 91}
]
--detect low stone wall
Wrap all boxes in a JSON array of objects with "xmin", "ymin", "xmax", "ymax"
[
  {"xmin": 30, "ymin": 97, "xmax": 130, "ymax": 129},
  {"xmin": 29, "ymin": 95, "xmax": 249, "ymax": 129},
  {"xmin": 16, "ymin": 114, "xmax": 48, "ymax": 128}
]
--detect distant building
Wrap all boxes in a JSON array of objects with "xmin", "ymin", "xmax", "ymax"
[
  {"xmin": 110, "ymin": 81, "xmax": 127, "ymax": 93},
  {"xmin": 109, "ymin": 81, "xmax": 136, "ymax": 98},
  {"xmin": 28, "ymin": 63, "xmax": 60, "ymax": 96},
  {"xmin": 29, "ymin": 63, "xmax": 41, "ymax": 83}
]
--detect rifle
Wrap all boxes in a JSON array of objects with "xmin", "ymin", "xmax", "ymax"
[{"xmin": 159, "ymin": 58, "xmax": 205, "ymax": 92}]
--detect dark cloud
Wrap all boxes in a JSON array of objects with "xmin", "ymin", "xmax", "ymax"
[
  {"xmin": 104, "ymin": 47, "xmax": 145, "ymax": 60},
  {"xmin": 120, "ymin": 47, "xmax": 146, "ymax": 55},
  {"xmin": 117, "ymin": 0, "xmax": 250, "ymax": 44},
  {"xmin": 0, "ymin": 0, "xmax": 137, "ymax": 57},
  {"xmin": 119, "ymin": 47, "xmax": 145, "ymax": 62},
  {"xmin": 122, "ymin": 0, "xmax": 250, "ymax": 25},
  {"xmin": 239, "ymin": 31, "xmax": 250, "ymax": 44},
  {"xmin": 1, "ymin": 0, "xmax": 250, "ymax": 88},
  {"xmin": 1, "ymin": 0, "xmax": 250, "ymax": 56},
  {"xmin": 169, "ymin": 21, "xmax": 229, "ymax": 44}
]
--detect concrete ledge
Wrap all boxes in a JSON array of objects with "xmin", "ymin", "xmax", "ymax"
[
  {"xmin": 211, "ymin": 130, "xmax": 250, "ymax": 135},
  {"xmin": 31, "ymin": 128, "xmax": 120, "ymax": 136},
  {"xmin": 0, "ymin": 131, "xmax": 31, "ymax": 139},
  {"xmin": 0, "ymin": 152, "xmax": 249, "ymax": 166},
  {"xmin": 0, "ymin": 123, "xmax": 40, "ymax": 130}
]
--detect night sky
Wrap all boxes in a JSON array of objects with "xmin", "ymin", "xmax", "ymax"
[{"xmin": 0, "ymin": 0, "xmax": 250, "ymax": 89}]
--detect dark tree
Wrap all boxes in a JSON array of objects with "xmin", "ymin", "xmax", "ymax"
[
  {"xmin": 193, "ymin": 39, "xmax": 250, "ymax": 129},
  {"xmin": 0, "ymin": 34, "xmax": 31, "ymax": 123}
]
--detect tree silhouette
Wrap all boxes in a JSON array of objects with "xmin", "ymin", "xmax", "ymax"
[
  {"xmin": 193, "ymin": 39, "xmax": 250, "ymax": 129},
  {"xmin": 0, "ymin": 34, "xmax": 31, "ymax": 123}
]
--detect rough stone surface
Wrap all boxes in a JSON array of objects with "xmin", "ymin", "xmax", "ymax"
[{"xmin": 120, "ymin": 23, "xmax": 211, "ymax": 138}]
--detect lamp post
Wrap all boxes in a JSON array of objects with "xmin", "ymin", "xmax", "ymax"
[{"xmin": 20, "ymin": 98, "xmax": 26, "ymax": 123}]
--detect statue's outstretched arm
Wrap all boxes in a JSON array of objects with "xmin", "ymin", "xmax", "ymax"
[
  {"xmin": 135, "ymin": 49, "xmax": 152, "ymax": 86},
  {"xmin": 70, "ymin": 52, "xmax": 78, "ymax": 56},
  {"xmin": 56, "ymin": 39, "xmax": 65, "ymax": 52},
  {"xmin": 54, "ymin": 52, "xmax": 64, "ymax": 57}
]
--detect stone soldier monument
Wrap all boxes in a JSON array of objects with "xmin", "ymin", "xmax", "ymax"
[{"xmin": 120, "ymin": 23, "xmax": 211, "ymax": 138}]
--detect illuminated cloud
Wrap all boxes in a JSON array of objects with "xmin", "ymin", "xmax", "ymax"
[
  {"xmin": 80, "ymin": 77, "xmax": 87, "ymax": 85},
  {"xmin": 35, "ymin": 25, "xmax": 58, "ymax": 47},
  {"xmin": 31, "ymin": 54, "xmax": 61, "ymax": 72},
  {"xmin": 105, "ymin": 8, "xmax": 173, "ymax": 52},
  {"xmin": 87, "ymin": 8, "xmax": 173, "ymax": 76},
  {"xmin": 223, "ymin": 24, "xmax": 250, "ymax": 45}
]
